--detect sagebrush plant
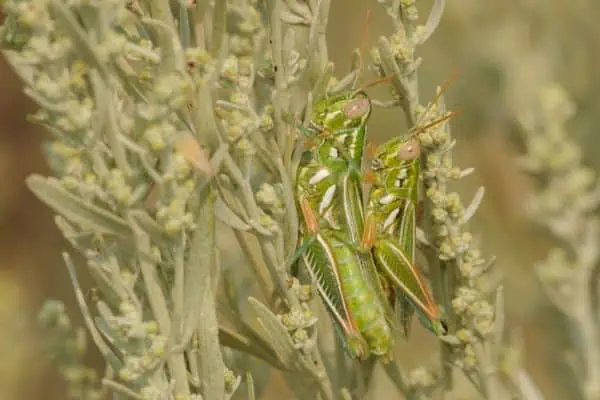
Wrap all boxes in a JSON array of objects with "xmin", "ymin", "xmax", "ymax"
[
  {"xmin": 519, "ymin": 84, "xmax": 600, "ymax": 400},
  {"xmin": 0, "ymin": 0, "xmax": 540, "ymax": 399}
]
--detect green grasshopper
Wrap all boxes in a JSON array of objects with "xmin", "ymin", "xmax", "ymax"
[
  {"xmin": 361, "ymin": 134, "xmax": 448, "ymax": 336},
  {"xmin": 357, "ymin": 72, "xmax": 461, "ymax": 337},
  {"xmin": 295, "ymin": 89, "xmax": 396, "ymax": 360}
]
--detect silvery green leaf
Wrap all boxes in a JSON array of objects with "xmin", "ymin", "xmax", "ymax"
[
  {"xmin": 218, "ymin": 326, "xmax": 255, "ymax": 354},
  {"xmin": 382, "ymin": 360, "xmax": 410, "ymax": 395},
  {"xmin": 247, "ymin": 297, "xmax": 298, "ymax": 369},
  {"xmin": 223, "ymin": 350, "xmax": 270, "ymax": 400},
  {"xmin": 63, "ymin": 253, "xmax": 122, "ymax": 370},
  {"xmin": 377, "ymin": 0, "xmax": 400, "ymax": 17},
  {"xmin": 210, "ymin": 143, "xmax": 229, "ymax": 174},
  {"xmin": 215, "ymin": 197, "xmax": 251, "ymax": 231},
  {"xmin": 49, "ymin": 1, "xmax": 110, "ymax": 79},
  {"xmin": 439, "ymin": 335, "xmax": 461, "ymax": 346},
  {"xmin": 494, "ymin": 286, "xmax": 505, "ymax": 349},
  {"xmin": 282, "ymin": 27, "xmax": 296, "ymax": 72},
  {"xmin": 102, "ymin": 380, "xmax": 145, "ymax": 399},
  {"xmin": 416, "ymin": 0, "xmax": 445, "ymax": 45},
  {"xmin": 515, "ymin": 370, "xmax": 544, "ymax": 400},
  {"xmin": 23, "ymin": 87, "xmax": 68, "ymax": 113},
  {"xmin": 83, "ymin": 261, "xmax": 122, "ymax": 309},
  {"xmin": 246, "ymin": 372, "xmax": 256, "ymax": 400},
  {"xmin": 2, "ymin": 52, "xmax": 35, "ymax": 89},
  {"xmin": 128, "ymin": 210, "xmax": 170, "ymax": 245},
  {"xmin": 459, "ymin": 167, "xmax": 475, "ymax": 178},
  {"xmin": 416, "ymin": 227, "xmax": 433, "ymax": 248},
  {"xmin": 311, "ymin": 62, "xmax": 334, "ymax": 103},
  {"xmin": 178, "ymin": 1, "xmax": 191, "ymax": 48},
  {"xmin": 340, "ymin": 388, "xmax": 352, "ymax": 400},
  {"xmin": 462, "ymin": 186, "xmax": 485, "ymax": 224},
  {"xmin": 225, "ymin": 373, "xmax": 242, "ymax": 400},
  {"xmin": 140, "ymin": 17, "xmax": 186, "ymax": 72},
  {"xmin": 283, "ymin": 0, "xmax": 312, "ymax": 21},
  {"xmin": 27, "ymin": 175, "xmax": 130, "ymax": 236},
  {"xmin": 356, "ymin": 357, "xmax": 378, "ymax": 397},
  {"xmin": 128, "ymin": 217, "xmax": 171, "ymax": 335},
  {"xmin": 102, "ymin": 75, "xmax": 131, "ymax": 175},
  {"xmin": 218, "ymin": 265, "xmax": 287, "ymax": 370},
  {"xmin": 210, "ymin": 0, "xmax": 227, "ymax": 55},
  {"xmin": 377, "ymin": 36, "xmax": 407, "ymax": 96},
  {"xmin": 218, "ymin": 325, "xmax": 285, "ymax": 370},
  {"xmin": 182, "ymin": 188, "xmax": 217, "ymax": 343},
  {"xmin": 54, "ymin": 215, "xmax": 80, "ymax": 243},
  {"xmin": 89, "ymin": 319, "xmax": 124, "ymax": 371},
  {"xmin": 194, "ymin": 84, "xmax": 221, "ymax": 147},
  {"xmin": 280, "ymin": 10, "xmax": 309, "ymax": 25},
  {"xmin": 188, "ymin": 188, "xmax": 225, "ymax": 400},
  {"xmin": 93, "ymin": 307, "xmax": 126, "ymax": 363},
  {"xmin": 328, "ymin": 70, "xmax": 359, "ymax": 95}
]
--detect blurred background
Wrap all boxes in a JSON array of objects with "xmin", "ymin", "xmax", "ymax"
[{"xmin": 1, "ymin": 0, "xmax": 597, "ymax": 398}]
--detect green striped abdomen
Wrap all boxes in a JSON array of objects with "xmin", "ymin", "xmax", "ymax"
[{"xmin": 330, "ymin": 238, "xmax": 393, "ymax": 356}]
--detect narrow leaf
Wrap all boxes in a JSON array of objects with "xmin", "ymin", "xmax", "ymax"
[
  {"xmin": 281, "ymin": 10, "xmax": 309, "ymax": 25},
  {"xmin": 63, "ymin": 253, "xmax": 122, "ymax": 370},
  {"xmin": 128, "ymin": 210, "xmax": 169, "ymax": 246},
  {"xmin": 311, "ymin": 62, "xmax": 334, "ymax": 103},
  {"xmin": 50, "ymin": 1, "xmax": 110, "ymax": 79},
  {"xmin": 247, "ymin": 297, "xmax": 298, "ymax": 369},
  {"xmin": 215, "ymin": 197, "xmax": 251, "ymax": 231},
  {"xmin": 381, "ymin": 361, "xmax": 410, "ymax": 395},
  {"xmin": 182, "ymin": 188, "xmax": 216, "ymax": 342},
  {"xmin": 246, "ymin": 372, "xmax": 255, "ymax": 400},
  {"xmin": 189, "ymin": 188, "xmax": 225, "ymax": 400},
  {"xmin": 417, "ymin": 0, "xmax": 445, "ymax": 44},
  {"xmin": 462, "ymin": 186, "xmax": 485, "ymax": 224},
  {"xmin": 27, "ymin": 175, "xmax": 130, "ymax": 236}
]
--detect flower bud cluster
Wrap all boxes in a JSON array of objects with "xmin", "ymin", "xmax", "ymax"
[
  {"xmin": 414, "ymin": 92, "xmax": 497, "ymax": 374},
  {"xmin": 38, "ymin": 300, "xmax": 103, "ymax": 400},
  {"xmin": 279, "ymin": 302, "xmax": 318, "ymax": 353},
  {"xmin": 107, "ymin": 301, "xmax": 167, "ymax": 382}
]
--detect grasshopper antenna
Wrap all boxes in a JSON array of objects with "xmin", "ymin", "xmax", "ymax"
[
  {"xmin": 353, "ymin": 74, "xmax": 394, "ymax": 96},
  {"xmin": 359, "ymin": 9, "xmax": 371, "ymax": 72},
  {"xmin": 412, "ymin": 69, "xmax": 460, "ymax": 129},
  {"xmin": 411, "ymin": 109, "xmax": 461, "ymax": 137},
  {"xmin": 350, "ymin": 8, "xmax": 372, "ymax": 90}
]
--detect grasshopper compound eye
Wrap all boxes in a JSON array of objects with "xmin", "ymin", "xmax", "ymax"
[
  {"xmin": 398, "ymin": 138, "xmax": 421, "ymax": 160},
  {"xmin": 342, "ymin": 95, "xmax": 370, "ymax": 119}
]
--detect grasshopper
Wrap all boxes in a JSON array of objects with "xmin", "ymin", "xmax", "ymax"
[
  {"xmin": 295, "ymin": 90, "xmax": 397, "ymax": 360},
  {"xmin": 361, "ymin": 134, "xmax": 448, "ymax": 336},
  {"xmin": 359, "ymin": 80, "xmax": 459, "ymax": 336}
]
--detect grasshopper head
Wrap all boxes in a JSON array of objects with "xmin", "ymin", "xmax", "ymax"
[
  {"xmin": 311, "ymin": 91, "xmax": 372, "ymax": 133},
  {"xmin": 369, "ymin": 136, "xmax": 421, "ymax": 191},
  {"xmin": 374, "ymin": 136, "xmax": 421, "ymax": 170}
]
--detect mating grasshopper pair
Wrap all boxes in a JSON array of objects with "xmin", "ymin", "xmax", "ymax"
[{"xmin": 294, "ymin": 87, "xmax": 448, "ymax": 361}]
